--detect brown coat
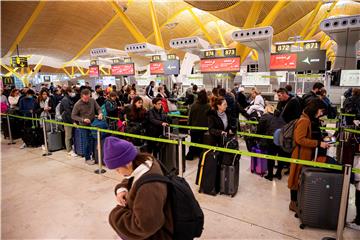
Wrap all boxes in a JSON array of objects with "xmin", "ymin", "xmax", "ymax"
[
  {"xmin": 288, "ymin": 113, "xmax": 320, "ymax": 190},
  {"xmin": 109, "ymin": 161, "xmax": 173, "ymax": 240}
]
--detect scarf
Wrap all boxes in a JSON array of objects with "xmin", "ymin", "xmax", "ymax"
[{"xmin": 217, "ymin": 111, "xmax": 228, "ymax": 130}]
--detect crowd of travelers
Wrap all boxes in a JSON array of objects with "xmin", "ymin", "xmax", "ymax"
[{"xmin": 1, "ymin": 80, "xmax": 359, "ymax": 237}]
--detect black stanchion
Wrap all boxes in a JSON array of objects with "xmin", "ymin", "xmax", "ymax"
[
  {"xmin": 94, "ymin": 130, "xmax": 106, "ymax": 174},
  {"xmin": 42, "ymin": 118, "xmax": 52, "ymax": 156},
  {"xmin": 6, "ymin": 115, "xmax": 15, "ymax": 145}
]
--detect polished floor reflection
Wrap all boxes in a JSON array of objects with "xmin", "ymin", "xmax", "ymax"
[{"xmin": 1, "ymin": 139, "xmax": 358, "ymax": 239}]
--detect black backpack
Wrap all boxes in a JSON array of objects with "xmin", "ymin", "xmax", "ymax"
[{"xmin": 135, "ymin": 166, "xmax": 204, "ymax": 240}]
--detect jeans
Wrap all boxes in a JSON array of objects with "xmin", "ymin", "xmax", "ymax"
[
  {"xmin": 79, "ymin": 129, "xmax": 94, "ymax": 160},
  {"xmin": 64, "ymin": 126, "xmax": 73, "ymax": 152}
]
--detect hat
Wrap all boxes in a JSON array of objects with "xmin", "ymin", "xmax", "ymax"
[{"xmin": 103, "ymin": 137, "xmax": 137, "ymax": 169}]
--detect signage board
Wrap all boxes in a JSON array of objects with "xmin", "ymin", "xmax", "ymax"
[
  {"xmin": 275, "ymin": 44, "xmax": 292, "ymax": 53},
  {"xmin": 151, "ymin": 55, "xmax": 161, "ymax": 62},
  {"xmin": 1, "ymin": 76, "xmax": 14, "ymax": 85},
  {"xmin": 340, "ymin": 70, "xmax": 360, "ymax": 87},
  {"xmin": 296, "ymin": 50, "xmax": 326, "ymax": 71},
  {"xmin": 304, "ymin": 41, "xmax": 320, "ymax": 51},
  {"xmin": 167, "ymin": 54, "xmax": 176, "ymax": 60},
  {"xmin": 270, "ymin": 53, "xmax": 297, "ymax": 70},
  {"xmin": 89, "ymin": 65, "xmax": 99, "ymax": 77},
  {"xmin": 10, "ymin": 56, "xmax": 28, "ymax": 68},
  {"xmin": 111, "ymin": 63, "xmax": 135, "ymax": 76},
  {"xmin": 164, "ymin": 60, "xmax": 180, "ymax": 75},
  {"xmin": 204, "ymin": 50, "xmax": 216, "ymax": 58},
  {"xmin": 242, "ymin": 72, "xmax": 270, "ymax": 86},
  {"xmin": 223, "ymin": 48, "xmax": 236, "ymax": 57},
  {"xmin": 150, "ymin": 62, "xmax": 164, "ymax": 75},
  {"xmin": 200, "ymin": 57, "xmax": 241, "ymax": 73}
]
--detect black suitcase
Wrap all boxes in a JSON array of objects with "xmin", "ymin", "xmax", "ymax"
[
  {"xmin": 22, "ymin": 126, "xmax": 44, "ymax": 147},
  {"xmin": 159, "ymin": 127, "xmax": 186, "ymax": 174},
  {"xmin": 220, "ymin": 154, "xmax": 240, "ymax": 197},
  {"xmin": 197, "ymin": 149, "xmax": 221, "ymax": 196},
  {"xmin": 2, "ymin": 115, "xmax": 23, "ymax": 140},
  {"xmin": 297, "ymin": 167, "xmax": 343, "ymax": 230}
]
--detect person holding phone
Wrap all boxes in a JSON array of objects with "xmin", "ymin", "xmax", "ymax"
[{"xmin": 288, "ymin": 99, "xmax": 330, "ymax": 212}]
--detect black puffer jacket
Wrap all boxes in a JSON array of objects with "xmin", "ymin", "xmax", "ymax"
[
  {"xmin": 207, "ymin": 109, "xmax": 237, "ymax": 146},
  {"xmin": 188, "ymin": 102, "xmax": 211, "ymax": 129},
  {"xmin": 257, "ymin": 112, "xmax": 286, "ymax": 147},
  {"xmin": 147, "ymin": 108, "xmax": 170, "ymax": 137}
]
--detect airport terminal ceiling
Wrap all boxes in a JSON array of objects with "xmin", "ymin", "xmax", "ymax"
[{"xmin": 1, "ymin": 0, "xmax": 360, "ymax": 72}]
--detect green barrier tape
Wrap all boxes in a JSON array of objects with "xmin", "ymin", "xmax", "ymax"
[
  {"xmin": 340, "ymin": 113, "xmax": 356, "ymax": 117},
  {"xmin": 183, "ymin": 141, "xmax": 343, "ymax": 171},
  {"xmin": 170, "ymin": 124, "xmax": 208, "ymax": 131},
  {"xmin": 239, "ymin": 120, "xmax": 259, "ymax": 125},
  {"xmin": 177, "ymin": 101, "xmax": 185, "ymax": 105},
  {"xmin": 43, "ymin": 119, "xmax": 99, "ymax": 131},
  {"xmin": 321, "ymin": 118, "xmax": 339, "ymax": 123},
  {"xmin": 353, "ymin": 168, "xmax": 360, "ymax": 174},
  {"xmin": 320, "ymin": 126, "xmax": 338, "ymax": 131},
  {"xmin": 98, "ymin": 128, "xmax": 178, "ymax": 144},
  {"xmin": 344, "ymin": 128, "xmax": 360, "ymax": 135},
  {"xmin": 237, "ymin": 131, "xmax": 274, "ymax": 140},
  {"xmin": 7, "ymin": 114, "xmax": 41, "ymax": 121},
  {"xmin": 168, "ymin": 114, "xmax": 189, "ymax": 119},
  {"xmin": 106, "ymin": 116, "xmax": 120, "ymax": 121}
]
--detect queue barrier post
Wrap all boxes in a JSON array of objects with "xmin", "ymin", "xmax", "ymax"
[
  {"xmin": 42, "ymin": 118, "xmax": 52, "ymax": 156},
  {"xmin": 178, "ymin": 138, "xmax": 183, "ymax": 177},
  {"xmin": 94, "ymin": 129, "xmax": 106, "ymax": 174},
  {"xmin": 6, "ymin": 114, "xmax": 15, "ymax": 145}
]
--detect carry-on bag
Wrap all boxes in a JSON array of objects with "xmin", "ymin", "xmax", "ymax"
[
  {"xmin": 22, "ymin": 114, "xmax": 44, "ymax": 147},
  {"xmin": 220, "ymin": 154, "xmax": 240, "ymax": 197},
  {"xmin": 73, "ymin": 127, "xmax": 85, "ymax": 157},
  {"xmin": 197, "ymin": 149, "xmax": 221, "ymax": 196},
  {"xmin": 250, "ymin": 145, "xmax": 268, "ymax": 176},
  {"xmin": 159, "ymin": 126, "xmax": 186, "ymax": 174},
  {"xmin": 297, "ymin": 167, "xmax": 343, "ymax": 230},
  {"xmin": 47, "ymin": 115, "xmax": 64, "ymax": 152}
]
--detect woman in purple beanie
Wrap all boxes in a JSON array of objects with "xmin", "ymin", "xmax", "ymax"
[{"xmin": 103, "ymin": 136, "xmax": 173, "ymax": 239}]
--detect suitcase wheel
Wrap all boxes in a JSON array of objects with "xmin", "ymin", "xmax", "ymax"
[{"xmin": 299, "ymin": 224, "xmax": 305, "ymax": 229}]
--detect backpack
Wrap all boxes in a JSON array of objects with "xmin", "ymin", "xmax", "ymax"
[
  {"xmin": 273, "ymin": 119, "xmax": 298, "ymax": 153},
  {"xmin": 55, "ymin": 102, "xmax": 62, "ymax": 121},
  {"xmin": 135, "ymin": 166, "xmax": 204, "ymax": 240},
  {"xmin": 100, "ymin": 104, "xmax": 108, "ymax": 118}
]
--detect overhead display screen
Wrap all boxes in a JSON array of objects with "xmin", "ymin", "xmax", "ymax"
[
  {"xmin": 89, "ymin": 65, "xmax": 99, "ymax": 77},
  {"xmin": 270, "ymin": 54, "xmax": 297, "ymax": 70},
  {"xmin": 200, "ymin": 57, "xmax": 241, "ymax": 73},
  {"xmin": 340, "ymin": 70, "xmax": 360, "ymax": 87},
  {"xmin": 150, "ymin": 62, "xmax": 164, "ymax": 75},
  {"xmin": 111, "ymin": 63, "xmax": 135, "ymax": 76},
  {"xmin": 296, "ymin": 50, "xmax": 326, "ymax": 71}
]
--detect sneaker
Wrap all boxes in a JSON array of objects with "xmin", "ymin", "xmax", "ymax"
[
  {"xmin": 274, "ymin": 173, "xmax": 282, "ymax": 180},
  {"xmin": 347, "ymin": 221, "xmax": 360, "ymax": 231},
  {"xmin": 68, "ymin": 150, "xmax": 78, "ymax": 157},
  {"xmin": 85, "ymin": 160, "xmax": 96, "ymax": 165},
  {"xmin": 20, "ymin": 143, "xmax": 26, "ymax": 149},
  {"xmin": 264, "ymin": 174, "xmax": 273, "ymax": 181},
  {"xmin": 41, "ymin": 145, "xmax": 46, "ymax": 151}
]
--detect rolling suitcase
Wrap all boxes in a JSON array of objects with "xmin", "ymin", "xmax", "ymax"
[
  {"xmin": 250, "ymin": 145, "xmax": 268, "ymax": 176},
  {"xmin": 73, "ymin": 128, "xmax": 85, "ymax": 157},
  {"xmin": 197, "ymin": 149, "xmax": 221, "ymax": 196},
  {"xmin": 22, "ymin": 114, "xmax": 44, "ymax": 147},
  {"xmin": 220, "ymin": 154, "xmax": 240, "ymax": 197},
  {"xmin": 159, "ymin": 126, "xmax": 186, "ymax": 174},
  {"xmin": 47, "ymin": 116, "xmax": 64, "ymax": 152},
  {"xmin": 297, "ymin": 167, "xmax": 343, "ymax": 230}
]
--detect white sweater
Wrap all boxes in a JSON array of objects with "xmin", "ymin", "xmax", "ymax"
[{"xmin": 246, "ymin": 95, "xmax": 265, "ymax": 115}]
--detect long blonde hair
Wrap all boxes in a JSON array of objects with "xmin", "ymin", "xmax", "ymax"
[{"xmin": 264, "ymin": 104, "xmax": 275, "ymax": 114}]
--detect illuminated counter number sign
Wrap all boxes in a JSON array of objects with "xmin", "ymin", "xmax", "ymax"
[
  {"xmin": 124, "ymin": 57, "xmax": 132, "ymax": 63},
  {"xmin": 204, "ymin": 50, "xmax": 215, "ymax": 58},
  {"xmin": 151, "ymin": 55, "xmax": 161, "ymax": 62},
  {"xmin": 275, "ymin": 44, "xmax": 292, "ymax": 53},
  {"xmin": 224, "ymin": 48, "xmax": 236, "ymax": 57},
  {"xmin": 167, "ymin": 54, "xmax": 176, "ymax": 60},
  {"xmin": 304, "ymin": 41, "xmax": 320, "ymax": 51}
]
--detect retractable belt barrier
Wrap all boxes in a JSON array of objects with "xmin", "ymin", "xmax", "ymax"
[{"xmin": 2, "ymin": 113, "xmax": 360, "ymax": 174}]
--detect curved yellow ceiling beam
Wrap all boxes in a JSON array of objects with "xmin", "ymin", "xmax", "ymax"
[
  {"xmin": 188, "ymin": 9, "xmax": 216, "ymax": 45},
  {"xmin": 149, "ymin": 0, "xmax": 164, "ymax": 48},
  {"xmin": 5, "ymin": 1, "xmax": 46, "ymax": 57},
  {"xmin": 300, "ymin": 0, "xmax": 323, "ymax": 38},
  {"xmin": 208, "ymin": 1, "xmax": 244, "ymax": 13}
]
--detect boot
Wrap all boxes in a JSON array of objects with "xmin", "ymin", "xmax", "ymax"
[{"xmin": 289, "ymin": 201, "xmax": 297, "ymax": 212}]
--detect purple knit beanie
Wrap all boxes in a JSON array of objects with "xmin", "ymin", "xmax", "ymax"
[{"xmin": 103, "ymin": 137, "xmax": 137, "ymax": 169}]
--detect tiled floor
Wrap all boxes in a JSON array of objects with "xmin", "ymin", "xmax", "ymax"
[{"xmin": 1, "ymin": 138, "xmax": 359, "ymax": 239}]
